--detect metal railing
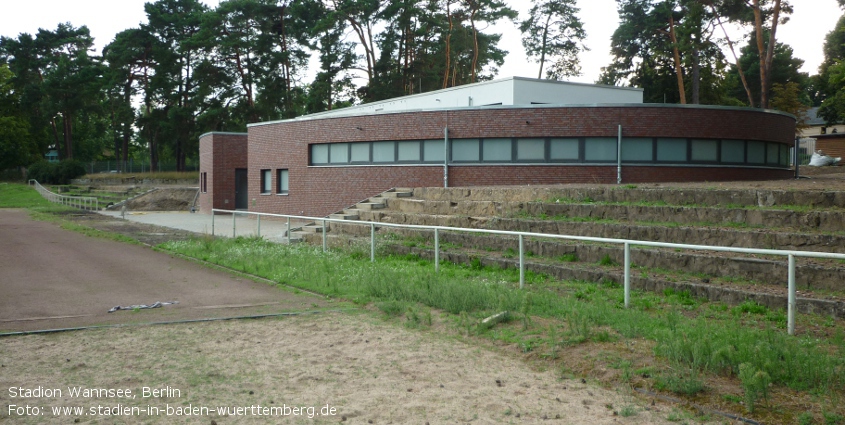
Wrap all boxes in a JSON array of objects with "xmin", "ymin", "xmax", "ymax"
[
  {"xmin": 211, "ymin": 208, "xmax": 845, "ymax": 336},
  {"xmin": 29, "ymin": 180, "xmax": 99, "ymax": 211}
]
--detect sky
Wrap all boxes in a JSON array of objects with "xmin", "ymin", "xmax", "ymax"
[{"xmin": 0, "ymin": 0, "xmax": 841, "ymax": 85}]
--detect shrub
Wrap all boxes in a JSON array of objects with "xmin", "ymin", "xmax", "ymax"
[{"xmin": 26, "ymin": 159, "xmax": 86, "ymax": 184}]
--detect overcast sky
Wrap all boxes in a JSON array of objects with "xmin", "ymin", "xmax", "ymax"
[{"xmin": 0, "ymin": 0, "xmax": 841, "ymax": 85}]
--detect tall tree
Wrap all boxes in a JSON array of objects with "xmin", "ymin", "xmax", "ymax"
[
  {"xmin": 519, "ymin": 0, "xmax": 587, "ymax": 80},
  {"xmin": 0, "ymin": 64, "xmax": 37, "ymax": 171},
  {"xmin": 142, "ymin": 0, "xmax": 209, "ymax": 171},
  {"xmin": 602, "ymin": 0, "xmax": 725, "ymax": 105},
  {"xmin": 715, "ymin": 0, "xmax": 793, "ymax": 108}
]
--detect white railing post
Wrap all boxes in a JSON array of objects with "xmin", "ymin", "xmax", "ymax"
[
  {"xmin": 519, "ymin": 234, "xmax": 525, "ymax": 289},
  {"xmin": 624, "ymin": 242, "xmax": 631, "ymax": 308},
  {"xmin": 287, "ymin": 217, "xmax": 291, "ymax": 244},
  {"xmin": 322, "ymin": 219, "xmax": 327, "ymax": 252},
  {"xmin": 434, "ymin": 228, "xmax": 440, "ymax": 273},
  {"xmin": 232, "ymin": 211, "xmax": 237, "ymax": 238},
  {"xmin": 257, "ymin": 215, "xmax": 261, "ymax": 238},
  {"xmin": 370, "ymin": 223, "xmax": 376, "ymax": 262},
  {"xmin": 211, "ymin": 211, "xmax": 215, "ymax": 236},
  {"xmin": 788, "ymin": 254, "xmax": 796, "ymax": 335}
]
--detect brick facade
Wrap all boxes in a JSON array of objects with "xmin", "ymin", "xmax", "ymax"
[
  {"xmin": 198, "ymin": 132, "xmax": 248, "ymax": 213},
  {"xmin": 202, "ymin": 105, "xmax": 796, "ymax": 217}
]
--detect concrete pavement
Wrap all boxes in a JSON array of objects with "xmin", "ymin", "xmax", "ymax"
[{"xmin": 98, "ymin": 210, "xmax": 311, "ymax": 243}]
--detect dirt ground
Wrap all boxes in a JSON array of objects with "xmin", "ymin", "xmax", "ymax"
[
  {"xmin": 0, "ymin": 209, "xmax": 329, "ymax": 333},
  {"xmin": 0, "ymin": 209, "xmax": 701, "ymax": 424},
  {"xmin": 0, "ymin": 312, "xmax": 690, "ymax": 425}
]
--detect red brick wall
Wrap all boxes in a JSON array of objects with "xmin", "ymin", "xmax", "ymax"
[
  {"xmin": 241, "ymin": 105, "xmax": 796, "ymax": 217},
  {"xmin": 198, "ymin": 132, "xmax": 248, "ymax": 213}
]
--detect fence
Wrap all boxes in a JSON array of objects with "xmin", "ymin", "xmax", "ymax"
[
  {"xmin": 86, "ymin": 160, "xmax": 199, "ymax": 174},
  {"xmin": 212, "ymin": 208, "xmax": 845, "ymax": 336},
  {"xmin": 29, "ymin": 180, "xmax": 99, "ymax": 211}
]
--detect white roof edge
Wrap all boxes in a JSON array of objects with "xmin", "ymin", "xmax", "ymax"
[{"xmin": 247, "ymin": 102, "xmax": 794, "ymax": 128}]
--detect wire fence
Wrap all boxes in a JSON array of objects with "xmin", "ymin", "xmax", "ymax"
[
  {"xmin": 212, "ymin": 207, "xmax": 845, "ymax": 336},
  {"xmin": 85, "ymin": 160, "xmax": 199, "ymax": 174}
]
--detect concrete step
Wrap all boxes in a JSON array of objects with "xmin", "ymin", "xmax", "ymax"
[
  {"xmin": 330, "ymin": 212, "xmax": 360, "ymax": 220},
  {"xmin": 356, "ymin": 202, "xmax": 385, "ymax": 211},
  {"xmin": 375, "ymin": 191, "xmax": 413, "ymax": 199},
  {"xmin": 300, "ymin": 224, "xmax": 329, "ymax": 233}
]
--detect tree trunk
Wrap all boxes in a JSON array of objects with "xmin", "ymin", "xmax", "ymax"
[
  {"xmin": 442, "ymin": 1, "xmax": 453, "ymax": 88},
  {"xmin": 63, "ymin": 113, "xmax": 73, "ymax": 160},
  {"xmin": 538, "ymin": 14, "xmax": 552, "ymax": 79},
  {"xmin": 692, "ymin": 46, "xmax": 700, "ymax": 104},
  {"xmin": 668, "ymin": 15, "xmax": 687, "ymax": 104},
  {"xmin": 752, "ymin": 0, "xmax": 769, "ymax": 108}
]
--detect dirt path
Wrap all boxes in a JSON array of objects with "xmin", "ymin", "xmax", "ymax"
[
  {"xmin": 0, "ymin": 209, "xmax": 329, "ymax": 333},
  {"xmin": 0, "ymin": 312, "xmax": 683, "ymax": 424}
]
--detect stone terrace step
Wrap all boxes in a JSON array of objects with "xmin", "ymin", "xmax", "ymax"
[
  {"xmin": 383, "ymin": 198, "xmax": 845, "ymax": 232},
  {"xmin": 412, "ymin": 187, "xmax": 845, "ymax": 209},
  {"xmin": 351, "ymin": 209, "xmax": 845, "ymax": 254},
  {"xmin": 378, "ymin": 227, "xmax": 845, "ymax": 292},
  {"xmin": 387, "ymin": 244, "xmax": 845, "ymax": 319}
]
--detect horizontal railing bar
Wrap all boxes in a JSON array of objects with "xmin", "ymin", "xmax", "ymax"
[{"xmin": 211, "ymin": 208, "xmax": 845, "ymax": 261}]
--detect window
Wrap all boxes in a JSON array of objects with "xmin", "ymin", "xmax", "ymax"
[
  {"xmin": 423, "ymin": 140, "xmax": 445, "ymax": 162},
  {"xmin": 398, "ymin": 141, "xmax": 421, "ymax": 162},
  {"xmin": 656, "ymin": 138, "xmax": 687, "ymax": 162},
  {"xmin": 311, "ymin": 144, "xmax": 329, "ymax": 164},
  {"xmin": 721, "ymin": 140, "xmax": 745, "ymax": 163},
  {"xmin": 691, "ymin": 139, "xmax": 718, "ymax": 162},
  {"xmin": 550, "ymin": 138, "xmax": 579, "ymax": 161},
  {"xmin": 482, "ymin": 138, "xmax": 512, "ymax": 162},
  {"xmin": 622, "ymin": 138, "xmax": 653, "ymax": 162},
  {"xmin": 584, "ymin": 138, "xmax": 617, "ymax": 162},
  {"xmin": 747, "ymin": 141, "xmax": 765, "ymax": 164},
  {"xmin": 276, "ymin": 169, "xmax": 288, "ymax": 194},
  {"xmin": 330, "ymin": 143, "xmax": 349, "ymax": 164},
  {"xmin": 452, "ymin": 139, "xmax": 480, "ymax": 162},
  {"xmin": 517, "ymin": 138, "xmax": 545, "ymax": 161},
  {"xmin": 766, "ymin": 142, "xmax": 780, "ymax": 165},
  {"xmin": 779, "ymin": 144, "xmax": 790, "ymax": 166},
  {"xmin": 200, "ymin": 172, "xmax": 207, "ymax": 193},
  {"xmin": 373, "ymin": 141, "xmax": 395, "ymax": 162},
  {"xmin": 260, "ymin": 169, "xmax": 271, "ymax": 194},
  {"xmin": 351, "ymin": 143, "xmax": 370, "ymax": 163}
]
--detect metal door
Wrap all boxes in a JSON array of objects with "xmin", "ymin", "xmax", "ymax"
[{"xmin": 235, "ymin": 168, "xmax": 248, "ymax": 210}]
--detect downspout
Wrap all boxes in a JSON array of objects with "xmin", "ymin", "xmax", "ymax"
[
  {"xmin": 444, "ymin": 126, "xmax": 449, "ymax": 188},
  {"xmin": 617, "ymin": 125, "xmax": 623, "ymax": 184},
  {"xmin": 794, "ymin": 136, "xmax": 799, "ymax": 179}
]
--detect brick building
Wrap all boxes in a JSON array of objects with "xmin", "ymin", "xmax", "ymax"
[{"xmin": 199, "ymin": 77, "xmax": 796, "ymax": 217}]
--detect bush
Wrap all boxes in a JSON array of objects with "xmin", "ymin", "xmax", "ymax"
[{"xmin": 26, "ymin": 160, "xmax": 86, "ymax": 184}]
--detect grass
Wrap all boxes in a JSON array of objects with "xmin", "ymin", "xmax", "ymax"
[
  {"xmin": 0, "ymin": 183, "xmax": 75, "ymax": 213},
  {"xmin": 160, "ymin": 236, "xmax": 845, "ymax": 399}
]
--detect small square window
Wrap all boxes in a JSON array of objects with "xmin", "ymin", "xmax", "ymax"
[
  {"xmin": 482, "ymin": 138, "xmax": 512, "ymax": 162},
  {"xmin": 373, "ymin": 141, "xmax": 396, "ymax": 162},
  {"xmin": 330, "ymin": 143, "xmax": 349, "ymax": 164},
  {"xmin": 260, "ymin": 169, "xmax": 272, "ymax": 194},
  {"xmin": 311, "ymin": 144, "xmax": 328, "ymax": 164},
  {"xmin": 451, "ymin": 139, "xmax": 480, "ymax": 162},
  {"xmin": 517, "ymin": 138, "xmax": 545, "ymax": 161},
  {"xmin": 398, "ymin": 141, "xmax": 421, "ymax": 162},
  {"xmin": 277, "ymin": 169, "xmax": 288, "ymax": 194},
  {"xmin": 423, "ymin": 140, "xmax": 445, "ymax": 162},
  {"xmin": 691, "ymin": 139, "xmax": 718, "ymax": 162},
  {"xmin": 584, "ymin": 138, "xmax": 618, "ymax": 162},
  {"xmin": 550, "ymin": 138, "xmax": 579, "ymax": 160},
  {"xmin": 656, "ymin": 138, "xmax": 687, "ymax": 162},
  {"xmin": 622, "ymin": 138, "xmax": 653, "ymax": 162}
]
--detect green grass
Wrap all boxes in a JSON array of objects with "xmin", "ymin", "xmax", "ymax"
[
  {"xmin": 0, "ymin": 183, "xmax": 74, "ymax": 213},
  {"xmin": 160, "ymin": 236, "xmax": 845, "ymax": 396}
]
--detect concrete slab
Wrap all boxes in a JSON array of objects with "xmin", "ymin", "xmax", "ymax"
[{"xmin": 98, "ymin": 211, "xmax": 311, "ymax": 243}]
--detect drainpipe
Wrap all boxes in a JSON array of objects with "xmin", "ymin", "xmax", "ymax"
[
  {"xmin": 617, "ymin": 125, "xmax": 623, "ymax": 184},
  {"xmin": 794, "ymin": 136, "xmax": 800, "ymax": 179},
  {"xmin": 444, "ymin": 126, "xmax": 449, "ymax": 188}
]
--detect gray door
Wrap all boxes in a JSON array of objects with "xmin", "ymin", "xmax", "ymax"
[{"xmin": 235, "ymin": 168, "xmax": 248, "ymax": 209}]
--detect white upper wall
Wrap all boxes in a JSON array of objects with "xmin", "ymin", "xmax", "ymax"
[{"xmin": 263, "ymin": 77, "xmax": 642, "ymax": 124}]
